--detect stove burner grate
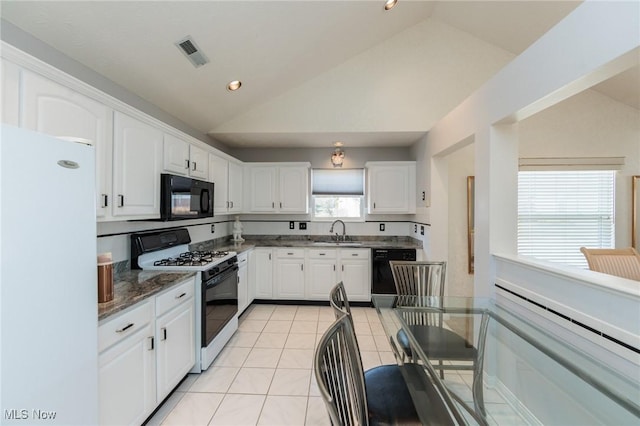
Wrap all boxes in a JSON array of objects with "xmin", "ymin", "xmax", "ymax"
[{"xmin": 153, "ymin": 250, "xmax": 230, "ymax": 267}]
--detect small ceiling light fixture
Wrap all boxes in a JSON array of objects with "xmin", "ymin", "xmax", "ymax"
[
  {"xmin": 384, "ymin": 0, "xmax": 398, "ymax": 11},
  {"xmin": 227, "ymin": 80, "xmax": 242, "ymax": 91},
  {"xmin": 331, "ymin": 142, "xmax": 345, "ymax": 167}
]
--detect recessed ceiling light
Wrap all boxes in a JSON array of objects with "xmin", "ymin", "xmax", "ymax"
[
  {"xmin": 227, "ymin": 80, "xmax": 242, "ymax": 91},
  {"xmin": 384, "ymin": 0, "xmax": 398, "ymax": 11},
  {"xmin": 333, "ymin": 141, "xmax": 344, "ymax": 147}
]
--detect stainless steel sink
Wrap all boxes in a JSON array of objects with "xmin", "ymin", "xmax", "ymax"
[{"xmin": 311, "ymin": 241, "xmax": 364, "ymax": 247}]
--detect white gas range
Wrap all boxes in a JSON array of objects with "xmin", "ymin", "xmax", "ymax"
[{"xmin": 131, "ymin": 228, "xmax": 239, "ymax": 372}]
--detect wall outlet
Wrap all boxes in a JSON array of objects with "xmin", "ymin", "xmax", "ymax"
[
  {"xmin": 379, "ymin": 223, "xmax": 385, "ymax": 232},
  {"xmin": 299, "ymin": 222, "xmax": 307, "ymax": 230},
  {"xmin": 210, "ymin": 224, "xmax": 215, "ymax": 233},
  {"xmin": 414, "ymin": 224, "xmax": 417, "ymax": 232},
  {"xmin": 422, "ymin": 191, "xmax": 426, "ymax": 201},
  {"xmin": 420, "ymin": 225, "xmax": 424, "ymax": 236},
  {"xmin": 289, "ymin": 221, "xmax": 295, "ymax": 229}
]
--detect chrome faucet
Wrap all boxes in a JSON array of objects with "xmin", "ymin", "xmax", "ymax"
[{"xmin": 329, "ymin": 220, "xmax": 346, "ymax": 242}]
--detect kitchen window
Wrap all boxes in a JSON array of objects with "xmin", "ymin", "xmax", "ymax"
[
  {"xmin": 517, "ymin": 169, "xmax": 616, "ymax": 269},
  {"xmin": 311, "ymin": 169, "xmax": 364, "ymax": 221}
]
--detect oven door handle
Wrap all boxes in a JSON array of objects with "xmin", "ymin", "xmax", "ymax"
[{"xmin": 204, "ymin": 265, "xmax": 239, "ymax": 288}]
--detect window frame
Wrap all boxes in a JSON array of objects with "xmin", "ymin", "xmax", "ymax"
[{"xmin": 517, "ymin": 169, "xmax": 616, "ymax": 269}]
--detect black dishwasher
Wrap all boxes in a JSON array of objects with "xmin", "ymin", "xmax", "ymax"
[{"xmin": 371, "ymin": 248, "xmax": 417, "ymax": 294}]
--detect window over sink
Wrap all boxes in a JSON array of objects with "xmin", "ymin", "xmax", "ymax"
[{"xmin": 311, "ymin": 169, "xmax": 364, "ymax": 221}]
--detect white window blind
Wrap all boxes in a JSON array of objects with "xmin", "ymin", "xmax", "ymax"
[
  {"xmin": 517, "ymin": 170, "xmax": 615, "ymax": 268},
  {"xmin": 311, "ymin": 169, "xmax": 364, "ymax": 220},
  {"xmin": 312, "ymin": 169, "xmax": 364, "ymax": 195}
]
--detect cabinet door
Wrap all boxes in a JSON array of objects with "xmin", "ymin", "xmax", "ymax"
[
  {"xmin": 228, "ymin": 160, "xmax": 244, "ymax": 213},
  {"xmin": 248, "ymin": 166, "xmax": 277, "ymax": 212},
  {"xmin": 368, "ymin": 165, "xmax": 415, "ymax": 214},
  {"xmin": 163, "ymin": 133, "xmax": 190, "ymax": 176},
  {"xmin": 20, "ymin": 69, "xmax": 112, "ymax": 218},
  {"xmin": 189, "ymin": 144, "xmax": 209, "ymax": 180},
  {"xmin": 238, "ymin": 263, "xmax": 249, "ymax": 314},
  {"xmin": 306, "ymin": 257, "xmax": 338, "ymax": 300},
  {"xmin": 209, "ymin": 154, "xmax": 229, "ymax": 213},
  {"xmin": 113, "ymin": 111, "xmax": 163, "ymax": 218},
  {"xmin": 340, "ymin": 250, "xmax": 371, "ymax": 302},
  {"xmin": 99, "ymin": 324, "xmax": 156, "ymax": 426},
  {"xmin": 252, "ymin": 248, "xmax": 273, "ymax": 299},
  {"xmin": 1, "ymin": 59, "xmax": 20, "ymax": 126},
  {"xmin": 275, "ymin": 257, "xmax": 305, "ymax": 299},
  {"xmin": 156, "ymin": 300, "xmax": 195, "ymax": 402},
  {"xmin": 279, "ymin": 166, "xmax": 309, "ymax": 213}
]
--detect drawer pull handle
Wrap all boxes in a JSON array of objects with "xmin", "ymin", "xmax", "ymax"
[
  {"xmin": 352, "ymin": 254, "xmax": 358, "ymax": 256},
  {"xmin": 319, "ymin": 253, "xmax": 326, "ymax": 256},
  {"xmin": 161, "ymin": 328, "xmax": 167, "ymax": 341},
  {"xmin": 149, "ymin": 336, "xmax": 154, "ymax": 351},
  {"xmin": 116, "ymin": 323, "xmax": 134, "ymax": 333},
  {"xmin": 175, "ymin": 292, "xmax": 187, "ymax": 299},
  {"xmin": 287, "ymin": 252, "xmax": 294, "ymax": 255}
]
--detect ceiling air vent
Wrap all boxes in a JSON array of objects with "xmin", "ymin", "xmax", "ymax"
[{"xmin": 175, "ymin": 36, "xmax": 209, "ymax": 68}]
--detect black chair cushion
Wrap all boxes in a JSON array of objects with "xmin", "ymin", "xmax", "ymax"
[
  {"xmin": 397, "ymin": 325, "xmax": 477, "ymax": 360},
  {"xmin": 364, "ymin": 364, "xmax": 422, "ymax": 425}
]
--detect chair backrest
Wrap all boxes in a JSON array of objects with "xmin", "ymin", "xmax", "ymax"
[
  {"xmin": 314, "ymin": 314, "xmax": 369, "ymax": 426},
  {"xmin": 330, "ymin": 281, "xmax": 351, "ymax": 320},
  {"xmin": 390, "ymin": 260, "xmax": 447, "ymax": 297},
  {"xmin": 580, "ymin": 247, "xmax": 640, "ymax": 281}
]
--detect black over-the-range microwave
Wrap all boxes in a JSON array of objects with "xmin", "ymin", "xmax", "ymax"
[{"xmin": 160, "ymin": 173, "xmax": 214, "ymax": 221}]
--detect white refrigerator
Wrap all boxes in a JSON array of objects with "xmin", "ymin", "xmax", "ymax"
[{"xmin": 1, "ymin": 125, "xmax": 98, "ymax": 424}]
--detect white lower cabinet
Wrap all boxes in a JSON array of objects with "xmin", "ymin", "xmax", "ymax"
[
  {"xmin": 306, "ymin": 249, "xmax": 339, "ymax": 300},
  {"xmin": 98, "ymin": 301, "xmax": 156, "ymax": 426},
  {"xmin": 251, "ymin": 248, "xmax": 274, "ymax": 299},
  {"xmin": 339, "ymin": 249, "xmax": 371, "ymax": 302},
  {"xmin": 237, "ymin": 251, "xmax": 251, "ymax": 314},
  {"xmin": 306, "ymin": 248, "xmax": 371, "ymax": 302},
  {"xmin": 274, "ymin": 249, "xmax": 306, "ymax": 299},
  {"xmin": 249, "ymin": 247, "xmax": 371, "ymax": 302},
  {"xmin": 155, "ymin": 280, "xmax": 195, "ymax": 402},
  {"xmin": 98, "ymin": 277, "xmax": 195, "ymax": 425}
]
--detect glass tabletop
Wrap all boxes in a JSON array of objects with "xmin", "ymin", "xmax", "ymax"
[{"xmin": 372, "ymin": 294, "xmax": 640, "ymax": 425}]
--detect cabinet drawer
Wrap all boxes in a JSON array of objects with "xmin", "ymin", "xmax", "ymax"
[
  {"xmin": 156, "ymin": 278, "xmax": 195, "ymax": 317},
  {"xmin": 307, "ymin": 249, "xmax": 337, "ymax": 259},
  {"xmin": 341, "ymin": 249, "xmax": 370, "ymax": 259},
  {"xmin": 237, "ymin": 251, "xmax": 249, "ymax": 266},
  {"xmin": 99, "ymin": 301, "xmax": 153, "ymax": 353},
  {"xmin": 276, "ymin": 248, "xmax": 305, "ymax": 258}
]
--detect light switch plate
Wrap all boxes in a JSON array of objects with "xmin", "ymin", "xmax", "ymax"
[
  {"xmin": 289, "ymin": 221, "xmax": 295, "ymax": 229},
  {"xmin": 380, "ymin": 223, "xmax": 385, "ymax": 232}
]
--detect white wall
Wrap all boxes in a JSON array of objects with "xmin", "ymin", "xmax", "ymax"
[
  {"xmin": 446, "ymin": 143, "xmax": 475, "ymax": 297},
  {"xmin": 519, "ymin": 88, "xmax": 640, "ymax": 247},
  {"xmin": 422, "ymin": 0, "xmax": 640, "ymax": 374}
]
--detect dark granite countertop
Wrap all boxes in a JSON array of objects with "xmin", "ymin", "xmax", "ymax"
[
  {"xmin": 192, "ymin": 235, "xmax": 422, "ymax": 253},
  {"xmin": 98, "ymin": 270, "xmax": 196, "ymax": 323}
]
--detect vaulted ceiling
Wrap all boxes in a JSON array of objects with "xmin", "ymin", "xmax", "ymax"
[{"xmin": 2, "ymin": 1, "xmax": 636, "ymax": 149}]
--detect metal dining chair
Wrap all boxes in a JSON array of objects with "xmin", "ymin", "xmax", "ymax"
[
  {"xmin": 389, "ymin": 261, "xmax": 477, "ymax": 377},
  {"xmin": 320, "ymin": 282, "xmax": 454, "ymax": 425}
]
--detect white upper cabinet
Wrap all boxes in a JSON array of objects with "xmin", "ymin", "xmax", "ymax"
[
  {"xmin": 228, "ymin": 160, "xmax": 244, "ymax": 213},
  {"xmin": 113, "ymin": 111, "xmax": 163, "ymax": 219},
  {"xmin": 163, "ymin": 133, "xmax": 209, "ymax": 180},
  {"xmin": 209, "ymin": 154, "xmax": 244, "ymax": 215},
  {"xmin": 19, "ymin": 69, "xmax": 113, "ymax": 219},
  {"xmin": 366, "ymin": 161, "xmax": 416, "ymax": 214},
  {"xmin": 245, "ymin": 163, "xmax": 309, "ymax": 214}
]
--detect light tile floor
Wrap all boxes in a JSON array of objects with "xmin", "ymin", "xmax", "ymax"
[
  {"xmin": 145, "ymin": 303, "xmax": 394, "ymax": 426},
  {"xmin": 145, "ymin": 303, "xmax": 527, "ymax": 426}
]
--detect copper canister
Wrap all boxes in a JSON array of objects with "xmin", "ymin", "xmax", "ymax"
[{"xmin": 97, "ymin": 253, "xmax": 114, "ymax": 303}]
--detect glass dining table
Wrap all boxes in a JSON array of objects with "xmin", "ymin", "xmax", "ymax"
[{"xmin": 371, "ymin": 294, "xmax": 640, "ymax": 425}]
